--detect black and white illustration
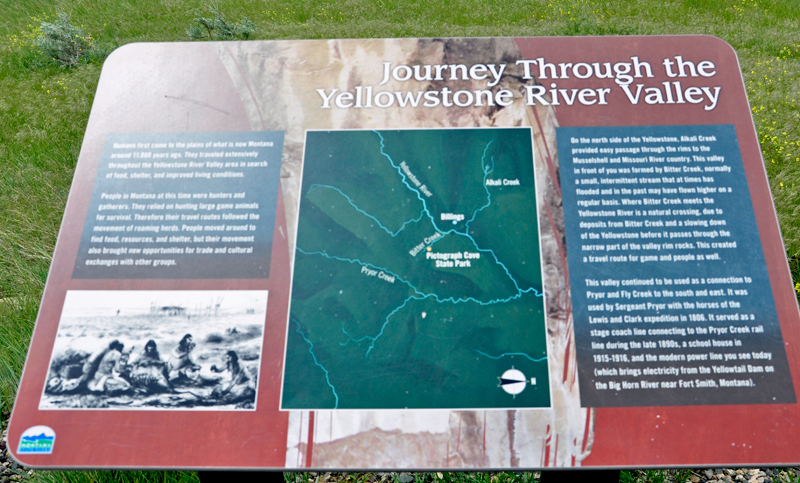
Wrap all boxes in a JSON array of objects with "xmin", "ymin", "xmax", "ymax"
[{"xmin": 40, "ymin": 290, "xmax": 267, "ymax": 410}]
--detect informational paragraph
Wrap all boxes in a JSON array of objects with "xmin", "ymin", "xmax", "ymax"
[
  {"xmin": 73, "ymin": 131, "xmax": 284, "ymax": 279},
  {"xmin": 557, "ymin": 124, "xmax": 795, "ymax": 407}
]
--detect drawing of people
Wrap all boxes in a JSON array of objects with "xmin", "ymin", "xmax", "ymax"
[
  {"xmin": 210, "ymin": 350, "xmax": 255, "ymax": 404},
  {"xmin": 168, "ymin": 334, "xmax": 200, "ymax": 381},
  {"xmin": 130, "ymin": 339, "xmax": 171, "ymax": 392},
  {"xmin": 85, "ymin": 340, "xmax": 131, "ymax": 393}
]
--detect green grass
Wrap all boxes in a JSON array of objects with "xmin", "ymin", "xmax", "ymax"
[
  {"xmin": 32, "ymin": 470, "xmax": 201, "ymax": 483},
  {"xmin": 620, "ymin": 469, "xmax": 695, "ymax": 483},
  {"xmin": 1, "ymin": 0, "xmax": 799, "ymax": 481}
]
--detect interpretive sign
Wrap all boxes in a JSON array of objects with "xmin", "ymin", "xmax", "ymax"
[{"xmin": 9, "ymin": 36, "xmax": 800, "ymax": 470}]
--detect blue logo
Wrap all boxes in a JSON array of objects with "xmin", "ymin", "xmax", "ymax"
[{"xmin": 17, "ymin": 426, "xmax": 55, "ymax": 454}]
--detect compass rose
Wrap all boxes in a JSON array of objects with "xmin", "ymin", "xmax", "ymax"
[{"xmin": 498, "ymin": 367, "xmax": 527, "ymax": 397}]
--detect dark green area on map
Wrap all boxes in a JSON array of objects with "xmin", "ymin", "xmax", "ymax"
[{"xmin": 282, "ymin": 128, "xmax": 550, "ymax": 409}]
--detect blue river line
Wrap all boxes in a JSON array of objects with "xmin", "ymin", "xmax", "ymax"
[
  {"xmin": 294, "ymin": 131, "xmax": 545, "ymax": 364},
  {"xmin": 474, "ymin": 350, "xmax": 548, "ymax": 363},
  {"xmin": 307, "ymin": 183, "xmax": 425, "ymax": 237},
  {"xmin": 337, "ymin": 297, "xmax": 420, "ymax": 357},
  {"xmin": 297, "ymin": 246, "xmax": 537, "ymax": 306},
  {"xmin": 373, "ymin": 131, "xmax": 530, "ymax": 295},
  {"xmin": 297, "ymin": 243, "xmax": 541, "ymax": 361},
  {"xmin": 339, "ymin": 324, "xmax": 369, "ymax": 346},
  {"xmin": 299, "ymin": 245, "xmax": 541, "ymax": 358},
  {"xmin": 363, "ymin": 296, "xmax": 418, "ymax": 357},
  {"xmin": 338, "ymin": 297, "xmax": 416, "ymax": 357},
  {"xmin": 465, "ymin": 139, "xmax": 495, "ymax": 229},
  {"xmin": 296, "ymin": 247, "xmax": 421, "ymax": 293},
  {"xmin": 292, "ymin": 318, "xmax": 339, "ymax": 408},
  {"xmin": 374, "ymin": 132, "xmax": 438, "ymax": 228}
]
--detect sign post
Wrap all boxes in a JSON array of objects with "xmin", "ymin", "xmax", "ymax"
[{"xmin": 9, "ymin": 36, "xmax": 800, "ymax": 470}]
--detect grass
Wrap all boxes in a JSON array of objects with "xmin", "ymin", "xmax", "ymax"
[
  {"xmin": 1, "ymin": 0, "xmax": 799, "ymax": 482},
  {"xmin": 32, "ymin": 471, "xmax": 201, "ymax": 483}
]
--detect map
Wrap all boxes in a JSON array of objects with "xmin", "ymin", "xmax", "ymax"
[{"xmin": 281, "ymin": 128, "xmax": 550, "ymax": 410}]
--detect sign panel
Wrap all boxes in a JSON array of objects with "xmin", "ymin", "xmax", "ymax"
[
  {"xmin": 284, "ymin": 127, "xmax": 550, "ymax": 411},
  {"xmin": 74, "ymin": 132, "xmax": 284, "ymax": 279},
  {"xmin": 8, "ymin": 36, "xmax": 800, "ymax": 470},
  {"xmin": 557, "ymin": 124, "xmax": 795, "ymax": 407}
]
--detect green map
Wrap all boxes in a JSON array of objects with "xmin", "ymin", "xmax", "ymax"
[{"xmin": 281, "ymin": 128, "xmax": 550, "ymax": 410}]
